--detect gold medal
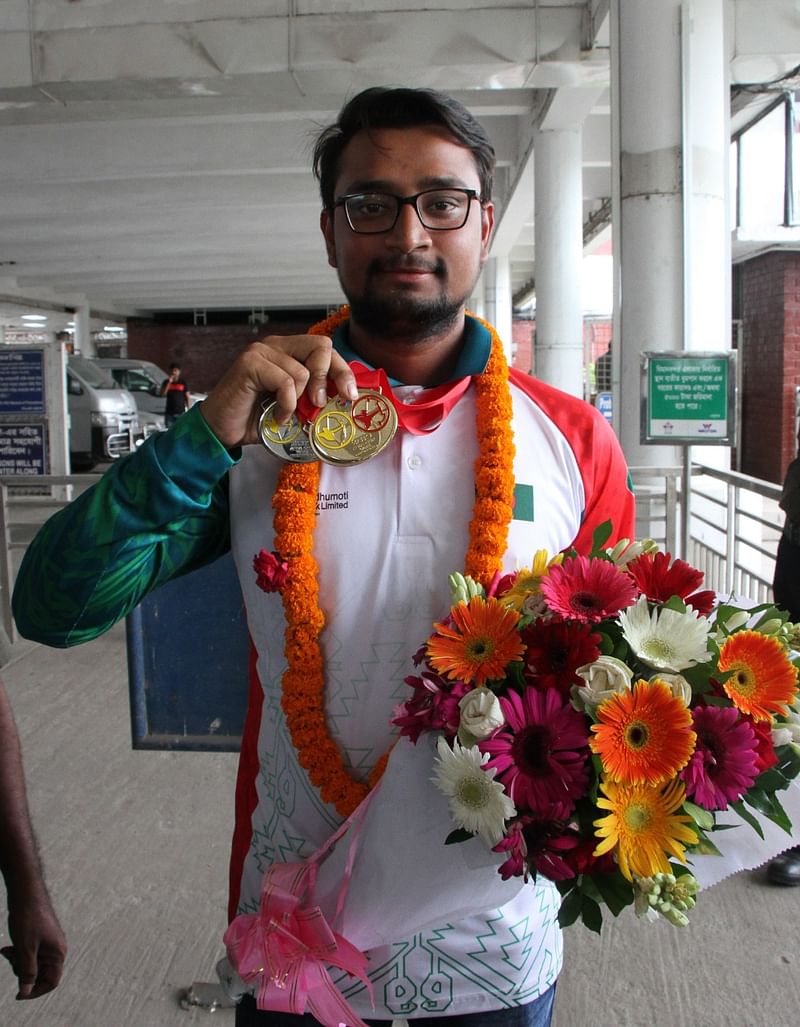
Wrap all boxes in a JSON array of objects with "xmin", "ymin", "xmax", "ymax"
[{"xmin": 309, "ymin": 389, "xmax": 397, "ymax": 465}]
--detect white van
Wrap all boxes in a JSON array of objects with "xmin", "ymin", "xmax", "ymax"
[
  {"xmin": 93, "ymin": 358, "xmax": 205, "ymax": 431},
  {"xmin": 67, "ymin": 356, "xmax": 139, "ymax": 469}
]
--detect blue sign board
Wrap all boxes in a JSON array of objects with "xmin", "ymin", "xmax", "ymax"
[
  {"xmin": 0, "ymin": 350, "xmax": 46, "ymax": 414},
  {"xmin": 596, "ymin": 390, "xmax": 613, "ymax": 423},
  {"xmin": 0, "ymin": 422, "xmax": 47, "ymax": 475}
]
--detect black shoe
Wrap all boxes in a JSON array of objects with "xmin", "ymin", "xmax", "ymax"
[{"xmin": 767, "ymin": 846, "xmax": 800, "ymax": 886}]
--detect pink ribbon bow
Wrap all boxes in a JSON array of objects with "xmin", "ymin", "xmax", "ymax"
[{"xmin": 224, "ymin": 859, "xmax": 373, "ymax": 1027}]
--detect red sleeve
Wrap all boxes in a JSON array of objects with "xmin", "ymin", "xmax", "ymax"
[{"xmin": 509, "ymin": 368, "xmax": 635, "ymax": 553}]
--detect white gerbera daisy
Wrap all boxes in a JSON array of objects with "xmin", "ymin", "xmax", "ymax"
[
  {"xmin": 619, "ymin": 595, "xmax": 712, "ymax": 672},
  {"xmin": 432, "ymin": 736, "xmax": 517, "ymax": 847}
]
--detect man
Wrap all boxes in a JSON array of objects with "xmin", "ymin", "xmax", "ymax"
[
  {"xmin": 12, "ymin": 87, "xmax": 635, "ymax": 1025},
  {"xmin": 160, "ymin": 363, "xmax": 190, "ymax": 426},
  {"xmin": 768, "ymin": 425, "xmax": 800, "ymax": 886},
  {"xmin": 0, "ymin": 681, "xmax": 67, "ymax": 1000}
]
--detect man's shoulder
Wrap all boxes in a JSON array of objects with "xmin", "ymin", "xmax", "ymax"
[{"xmin": 509, "ymin": 367, "xmax": 604, "ymax": 425}]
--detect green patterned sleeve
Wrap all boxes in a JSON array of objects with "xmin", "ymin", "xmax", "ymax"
[{"xmin": 12, "ymin": 406, "xmax": 238, "ymax": 648}]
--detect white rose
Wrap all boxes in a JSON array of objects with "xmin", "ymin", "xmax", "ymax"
[
  {"xmin": 458, "ymin": 687, "xmax": 504, "ymax": 743},
  {"xmin": 772, "ymin": 726, "xmax": 793, "ymax": 748},
  {"xmin": 648, "ymin": 672, "xmax": 693, "ymax": 706},
  {"xmin": 573, "ymin": 656, "xmax": 633, "ymax": 708}
]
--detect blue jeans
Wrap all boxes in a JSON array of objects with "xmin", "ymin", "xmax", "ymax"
[{"xmin": 234, "ymin": 983, "xmax": 556, "ymax": 1026}]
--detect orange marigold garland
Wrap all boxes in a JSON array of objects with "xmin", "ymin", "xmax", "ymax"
[{"xmin": 272, "ymin": 306, "xmax": 515, "ymax": 817}]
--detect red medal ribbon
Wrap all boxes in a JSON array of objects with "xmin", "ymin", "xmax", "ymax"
[{"xmin": 296, "ymin": 361, "xmax": 471, "ymax": 436}]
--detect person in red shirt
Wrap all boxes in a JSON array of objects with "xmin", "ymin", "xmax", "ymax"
[{"xmin": 160, "ymin": 364, "xmax": 190, "ymax": 427}]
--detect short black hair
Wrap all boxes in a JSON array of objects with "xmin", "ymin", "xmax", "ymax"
[{"xmin": 312, "ymin": 86, "xmax": 495, "ymax": 210}]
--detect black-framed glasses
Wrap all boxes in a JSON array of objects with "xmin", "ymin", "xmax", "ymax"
[{"xmin": 333, "ymin": 188, "xmax": 480, "ymax": 234}]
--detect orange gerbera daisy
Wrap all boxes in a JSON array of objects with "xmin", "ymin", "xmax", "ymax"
[
  {"xmin": 718, "ymin": 629, "xmax": 798, "ymax": 722},
  {"xmin": 590, "ymin": 679, "xmax": 696, "ymax": 785},
  {"xmin": 594, "ymin": 777, "xmax": 698, "ymax": 881},
  {"xmin": 427, "ymin": 595, "xmax": 524, "ymax": 687}
]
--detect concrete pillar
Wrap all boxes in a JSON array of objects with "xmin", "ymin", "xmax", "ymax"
[
  {"xmin": 612, "ymin": 0, "xmax": 729, "ymax": 466},
  {"xmin": 74, "ymin": 301, "xmax": 93, "ymax": 357},
  {"xmin": 484, "ymin": 256, "xmax": 513, "ymax": 360},
  {"xmin": 470, "ymin": 272, "xmax": 486, "ymax": 321},
  {"xmin": 533, "ymin": 126, "xmax": 584, "ymax": 397}
]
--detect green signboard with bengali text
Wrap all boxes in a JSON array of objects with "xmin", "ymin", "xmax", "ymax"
[{"xmin": 642, "ymin": 351, "xmax": 736, "ymax": 445}]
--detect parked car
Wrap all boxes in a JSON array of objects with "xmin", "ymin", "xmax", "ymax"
[
  {"xmin": 93, "ymin": 358, "xmax": 205, "ymax": 431},
  {"xmin": 67, "ymin": 356, "xmax": 139, "ymax": 469}
]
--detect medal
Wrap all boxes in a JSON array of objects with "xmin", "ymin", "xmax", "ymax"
[
  {"xmin": 258, "ymin": 382, "xmax": 398, "ymax": 466},
  {"xmin": 257, "ymin": 402, "xmax": 316, "ymax": 463},
  {"xmin": 309, "ymin": 389, "xmax": 397, "ymax": 464}
]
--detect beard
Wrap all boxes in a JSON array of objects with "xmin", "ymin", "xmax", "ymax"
[{"xmin": 342, "ymin": 257, "xmax": 476, "ymax": 343}]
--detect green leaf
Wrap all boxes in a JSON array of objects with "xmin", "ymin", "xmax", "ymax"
[
  {"xmin": 743, "ymin": 787, "xmax": 773, "ymax": 816},
  {"xmin": 730, "ymin": 799, "xmax": 765, "ymax": 839},
  {"xmin": 756, "ymin": 768, "xmax": 791, "ymax": 792},
  {"xmin": 684, "ymin": 801, "xmax": 715, "ymax": 831},
  {"xmin": 591, "ymin": 520, "xmax": 614, "ymax": 554},
  {"xmin": 558, "ymin": 887, "xmax": 584, "ymax": 928},
  {"xmin": 591, "ymin": 872, "xmax": 635, "ymax": 916},
  {"xmin": 580, "ymin": 896, "xmax": 604, "ymax": 934},
  {"xmin": 689, "ymin": 834, "xmax": 723, "ymax": 857},
  {"xmin": 663, "ymin": 595, "xmax": 688, "ymax": 614},
  {"xmin": 757, "ymin": 794, "xmax": 793, "ymax": 834},
  {"xmin": 444, "ymin": 828, "xmax": 474, "ymax": 845}
]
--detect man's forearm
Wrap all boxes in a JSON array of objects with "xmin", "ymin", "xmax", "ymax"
[{"xmin": 12, "ymin": 406, "xmax": 236, "ymax": 647}]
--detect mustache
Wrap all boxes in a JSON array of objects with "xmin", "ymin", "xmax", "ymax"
[{"xmin": 368, "ymin": 256, "xmax": 445, "ymax": 275}]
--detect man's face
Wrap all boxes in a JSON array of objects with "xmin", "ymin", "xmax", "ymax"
[{"xmin": 320, "ymin": 125, "xmax": 494, "ymax": 340}]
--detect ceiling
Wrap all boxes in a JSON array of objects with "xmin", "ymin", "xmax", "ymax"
[{"xmin": 0, "ymin": 0, "xmax": 799, "ymax": 335}]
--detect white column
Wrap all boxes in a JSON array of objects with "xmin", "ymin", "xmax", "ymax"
[
  {"xmin": 494, "ymin": 252, "xmax": 513, "ymax": 357},
  {"xmin": 533, "ymin": 126, "xmax": 584, "ymax": 397},
  {"xmin": 470, "ymin": 272, "xmax": 486, "ymax": 321},
  {"xmin": 483, "ymin": 256, "xmax": 513, "ymax": 361},
  {"xmin": 612, "ymin": 0, "xmax": 729, "ymax": 467},
  {"xmin": 74, "ymin": 301, "xmax": 93, "ymax": 357}
]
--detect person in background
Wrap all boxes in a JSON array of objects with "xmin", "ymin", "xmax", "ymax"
[
  {"xmin": 12, "ymin": 86, "xmax": 635, "ymax": 1026},
  {"xmin": 160, "ymin": 363, "xmax": 190, "ymax": 427},
  {"xmin": 768, "ymin": 426, "xmax": 800, "ymax": 885},
  {"xmin": 0, "ymin": 681, "xmax": 66, "ymax": 999}
]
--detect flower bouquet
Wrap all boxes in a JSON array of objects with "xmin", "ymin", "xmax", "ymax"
[{"xmin": 393, "ymin": 522, "xmax": 800, "ymax": 932}]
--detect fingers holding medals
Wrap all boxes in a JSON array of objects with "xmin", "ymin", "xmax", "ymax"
[{"xmin": 199, "ymin": 334, "xmax": 357, "ymax": 449}]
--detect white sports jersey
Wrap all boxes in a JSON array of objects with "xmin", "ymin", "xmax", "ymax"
[{"xmin": 227, "ymin": 350, "xmax": 634, "ymax": 1019}]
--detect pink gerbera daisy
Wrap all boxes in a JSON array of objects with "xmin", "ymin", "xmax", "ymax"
[
  {"xmin": 626, "ymin": 551, "xmax": 716, "ymax": 615},
  {"xmin": 540, "ymin": 555, "xmax": 639, "ymax": 623},
  {"xmin": 479, "ymin": 687, "xmax": 590, "ymax": 818},
  {"xmin": 680, "ymin": 705, "xmax": 760, "ymax": 810},
  {"xmin": 522, "ymin": 620, "xmax": 602, "ymax": 696}
]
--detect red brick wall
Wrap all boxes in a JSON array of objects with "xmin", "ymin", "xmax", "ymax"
[
  {"xmin": 126, "ymin": 316, "xmax": 326, "ymax": 394},
  {"xmin": 738, "ymin": 251, "xmax": 800, "ymax": 483},
  {"xmin": 511, "ymin": 320, "xmax": 534, "ymax": 373}
]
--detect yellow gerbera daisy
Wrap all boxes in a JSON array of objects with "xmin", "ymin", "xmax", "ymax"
[
  {"xmin": 590, "ymin": 679, "xmax": 696, "ymax": 786},
  {"xmin": 594, "ymin": 777, "xmax": 698, "ymax": 881},
  {"xmin": 718, "ymin": 629, "xmax": 798, "ymax": 722},
  {"xmin": 500, "ymin": 550, "xmax": 564, "ymax": 612},
  {"xmin": 427, "ymin": 595, "xmax": 525, "ymax": 686}
]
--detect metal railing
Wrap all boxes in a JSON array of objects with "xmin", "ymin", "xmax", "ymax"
[
  {"xmin": 628, "ymin": 463, "xmax": 783, "ymax": 603},
  {"xmin": 0, "ymin": 464, "xmax": 786, "ymax": 645}
]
